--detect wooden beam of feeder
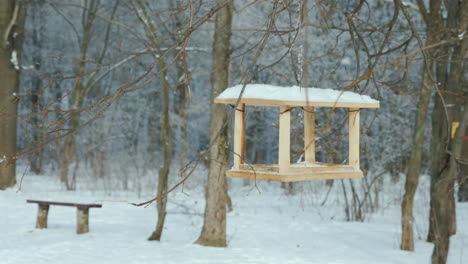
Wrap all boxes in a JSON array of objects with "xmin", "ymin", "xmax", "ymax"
[
  {"xmin": 279, "ymin": 105, "xmax": 291, "ymax": 173},
  {"xmin": 233, "ymin": 104, "xmax": 245, "ymax": 169},
  {"xmin": 304, "ymin": 106, "xmax": 315, "ymax": 163},
  {"xmin": 215, "ymin": 98, "xmax": 380, "ymax": 108},
  {"xmin": 349, "ymin": 108, "xmax": 360, "ymax": 169}
]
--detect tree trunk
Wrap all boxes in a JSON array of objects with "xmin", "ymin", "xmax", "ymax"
[
  {"xmin": 431, "ymin": 94, "xmax": 468, "ymax": 263},
  {"xmin": 176, "ymin": 55, "xmax": 189, "ymax": 169},
  {"xmin": 195, "ymin": 0, "xmax": 232, "ymax": 248},
  {"xmin": 130, "ymin": 0, "xmax": 174, "ymax": 241},
  {"xmin": 28, "ymin": 0, "xmax": 44, "ymax": 175},
  {"xmin": 59, "ymin": 63, "xmax": 85, "ymax": 190},
  {"xmin": 0, "ymin": 0, "xmax": 25, "ymax": 190},
  {"xmin": 430, "ymin": 169, "xmax": 454, "ymax": 264},
  {"xmin": 146, "ymin": 90, "xmax": 159, "ymax": 172},
  {"xmin": 400, "ymin": 57, "xmax": 434, "ymax": 251},
  {"xmin": 427, "ymin": 0, "xmax": 467, "ymax": 243},
  {"xmin": 147, "ymin": 47, "xmax": 173, "ymax": 240},
  {"xmin": 59, "ymin": 1, "xmax": 97, "ymax": 190},
  {"xmin": 453, "ymin": 1, "xmax": 468, "ymax": 203},
  {"xmin": 60, "ymin": 131, "xmax": 78, "ymax": 190},
  {"xmin": 148, "ymin": 71, "xmax": 172, "ymax": 240},
  {"xmin": 459, "ymin": 129, "xmax": 468, "ymax": 201}
]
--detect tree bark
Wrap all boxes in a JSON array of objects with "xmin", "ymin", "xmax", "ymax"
[
  {"xmin": 173, "ymin": 45, "xmax": 188, "ymax": 171},
  {"xmin": 177, "ymin": 59, "xmax": 188, "ymax": 169},
  {"xmin": 427, "ymin": 0, "xmax": 467, "ymax": 244},
  {"xmin": 459, "ymin": 131, "xmax": 468, "ymax": 201},
  {"xmin": 431, "ymin": 91, "xmax": 468, "ymax": 264},
  {"xmin": 28, "ymin": 0, "xmax": 44, "ymax": 175},
  {"xmin": 400, "ymin": 57, "xmax": 434, "ymax": 251},
  {"xmin": 129, "ymin": 0, "xmax": 174, "ymax": 241},
  {"xmin": 59, "ymin": 1, "xmax": 97, "ymax": 190},
  {"xmin": 452, "ymin": 0, "xmax": 468, "ymax": 204},
  {"xmin": 0, "ymin": 0, "xmax": 25, "ymax": 190},
  {"xmin": 195, "ymin": 0, "xmax": 233, "ymax": 248},
  {"xmin": 148, "ymin": 54, "xmax": 173, "ymax": 242}
]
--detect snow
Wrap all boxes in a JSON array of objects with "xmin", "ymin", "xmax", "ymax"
[
  {"xmin": 341, "ymin": 57, "xmax": 352, "ymax": 66},
  {"xmin": 216, "ymin": 84, "xmax": 379, "ymax": 105},
  {"xmin": 458, "ymin": 31, "xmax": 466, "ymax": 40},
  {"xmin": 1, "ymin": 173, "xmax": 467, "ymax": 264},
  {"xmin": 401, "ymin": 1, "xmax": 419, "ymax": 10},
  {"xmin": 10, "ymin": 50, "xmax": 20, "ymax": 71}
]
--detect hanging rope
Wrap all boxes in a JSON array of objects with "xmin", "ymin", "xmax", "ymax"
[
  {"xmin": 299, "ymin": 107, "xmax": 315, "ymax": 114},
  {"xmin": 280, "ymin": 106, "xmax": 300, "ymax": 114},
  {"xmin": 229, "ymin": 104, "xmax": 245, "ymax": 112}
]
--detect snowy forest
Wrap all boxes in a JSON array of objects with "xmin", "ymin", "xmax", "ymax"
[{"xmin": 0, "ymin": 0, "xmax": 467, "ymax": 263}]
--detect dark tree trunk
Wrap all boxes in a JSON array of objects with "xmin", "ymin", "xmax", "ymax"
[
  {"xmin": 459, "ymin": 130, "xmax": 468, "ymax": 201},
  {"xmin": 195, "ymin": 0, "xmax": 232, "ymax": 248},
  {"xmin": 148, "ymin": 71, "xmax": 172, "ymax": 241},
  {"xmin": 400, "ymin": 55, "xmax": 434, "ymax": 251},
  {"xmin": 431, "ymin": 95, "xmax": 468, "ymax": 264},
  {"xmin": 427, "ymin": 0, "xmax": 467, "ymax": 247},
  {"xmin": 454, "ymin": 3, "xmax": 468, "ymax": 203},
  {"xmin": 0, "ymin": 0, "xmax": 25, "ymax": 189}
]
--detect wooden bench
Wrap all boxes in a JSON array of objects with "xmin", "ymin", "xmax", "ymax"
[{"xmin": 27, "ymin": 200, "xmax": 102, "ymax": 234}]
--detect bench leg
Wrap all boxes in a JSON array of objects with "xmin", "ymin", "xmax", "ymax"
[
  {"xmin": 36, "ymin": 204, "xmax": 49, "ymax": 229},
  {"xmin": 77, "ymin": 207, "xmax": 89, "ymax": 234}
]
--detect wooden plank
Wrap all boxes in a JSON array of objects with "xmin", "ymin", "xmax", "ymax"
[
  {"xmin": 239, "ymin": 163, "xmax": 353, "ymax": 173},
  {"xmin": 279, "ymin": 106, "xmax": 291, "ymax": 173},
  {"xmin": 27, "ymin": 200, "xmax": 102, "ymax": 208},
  {"xmin": 289, "ymin": 164, "xmax": 353, "ymax": 173},
  {"xmin": 214, "ymin": 98, "xmax": 380, "ymax": 108},
  {"xmin": 239, "ymin": 164, "xmax": 278, "ymax": 172},
  {"xmin": 226, "ymin": 169, "xmax": 364, "ymax": 182},
  {"xmin": 242, "ymin": 162, "xmax": 347, "ymax": 168},
  {"xmin": 349, "ymin": 108, "xmax": 360, "ymax": 169},
  {"xmin": 304, "ymin": 106, "xmax": 315, "ymax": 163},
  {"xmin": 311, "ymin": 161, "xmax": 349, "ymax": 167},
  {"xmin": 233, "ymin": 104, "xmax": 245, "ymax": 169}
]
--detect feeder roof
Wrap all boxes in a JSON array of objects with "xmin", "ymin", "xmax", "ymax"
[{"xmin": 214, "ymin": 84, "xmax": 380, "ymax": 108}]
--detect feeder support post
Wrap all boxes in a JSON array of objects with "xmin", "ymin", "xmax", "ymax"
[
  {"xmin": 304, "ymin": 106, "xmax": 315, "ymax": 163},
  {"xmin": 233, "ymin": 103, "xmax": 245, "ymax": 169},
  {"xmin": 349, "ymin": 108, "xmax": 360, "ymax": 169},
  {"xmin": 279, "ymin": 105, "xmax": 291, "ymax": 173}
]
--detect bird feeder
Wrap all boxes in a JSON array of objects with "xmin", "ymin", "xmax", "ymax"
[{"xmin": 214, "ymin": 84, "xmax": 380, "ymax": 182}]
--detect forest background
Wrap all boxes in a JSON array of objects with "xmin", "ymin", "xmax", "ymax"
[{"xmin": 0, "ymin": 0, "xmax": 467, "ymax": 263}]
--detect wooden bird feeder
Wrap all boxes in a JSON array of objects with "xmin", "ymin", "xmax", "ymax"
[{"xmin": 214, "ymin": 84, "xmax": 380, "ymax": 182}]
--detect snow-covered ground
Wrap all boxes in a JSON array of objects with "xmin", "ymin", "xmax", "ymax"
[{"xmin": 1, "ymin": 173, "xmax": 467, "ymax": 264}]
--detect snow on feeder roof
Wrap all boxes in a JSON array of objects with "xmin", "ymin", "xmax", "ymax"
[
  {"xmin": 214, "ymin": 84, "xmax": 380, "ymax": 108},
  {"xmin": 214, "ymin": 84, "xmax": 380, "ymax": 182}
]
